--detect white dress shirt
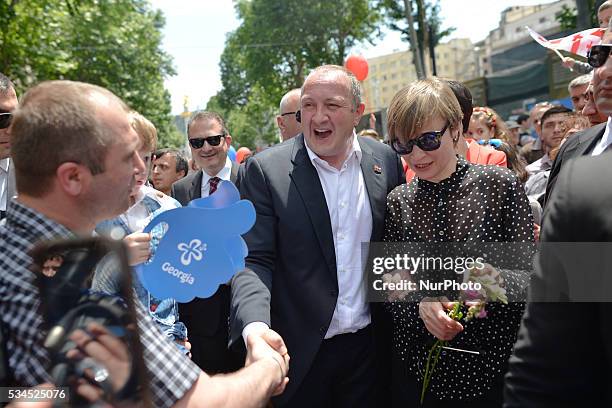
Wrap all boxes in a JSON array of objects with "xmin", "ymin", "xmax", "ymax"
[
  {"xmin": 591, "ymin": 117, "xmax": 612, "ymax": 156},
  {"xmin": 200, "ymin": 157, "xmax": 233, "ymax": 197},
  {"xmin": 243, "ymin": 133, "xmax": 373, "ymax": 344},
  {"xmin": 121, "ymin": 185, "xmax": 180, "ymax": 232},
  {"xmin": 0, "ymin": 158, "xmax": 10, "ymax": 212},
  {"xmin": 306, "ymin": 133, "xmax": 373, "ymax": 339}
]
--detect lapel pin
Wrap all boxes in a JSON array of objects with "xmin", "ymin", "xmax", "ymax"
[{"xmin": 373, "ymin": 164, "xmax": 382, "ymax": 174}]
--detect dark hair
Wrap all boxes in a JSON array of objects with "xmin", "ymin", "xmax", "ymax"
[
  {"xmin": 516, "ymin": 114, "xmax": 529, "ymax": 125},
  {"xmin": 154, "ymin": 148, "xmax": 188, "ymax": 175},
  {"xmin": 496, "ymin": 142, "xmax": 529, "ymax": 183},
  {"xmin": 445, "ymin": 80, "xmax": 473, "ymax": 133},
  {"xmin": 187, "ymin": 110, "xmax": 228, "ymax": 136},
  {"xmin": 540, "ymin": 105, "xmax": 573, "ymax": 128}
]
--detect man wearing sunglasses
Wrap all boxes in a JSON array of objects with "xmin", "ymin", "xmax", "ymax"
[
  {"xmin": 543, "ymin": 32, "xmax": 612, "ymax": 206},
  {"xmin": 0, "ymin": 72, "xmax": 18, "ymax": 221},
  {"xmin": 171, "ymin": 110, "xmax": 243, "ymax": 374},
  {"xmin": 505, "ymin": 22, "xmax": 612, "ymax": 407},
  {"xmin": 276, "ymin": 88, "xmax": 302, "ymax": 142}
]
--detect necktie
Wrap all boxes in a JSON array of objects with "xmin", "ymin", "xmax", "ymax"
[{"xmin": 209, "ymin": 177, "xmax": 221, "ymax": 195}]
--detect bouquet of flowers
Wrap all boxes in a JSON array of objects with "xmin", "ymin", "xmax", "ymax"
[{"xmin": 419, "ymin": 265, "xmax": 508, "ymax": 404}]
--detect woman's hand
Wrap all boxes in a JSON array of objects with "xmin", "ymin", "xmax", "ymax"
[
  {"xmin": 123, "ymin": 232, "xmax": 151, "ymax": 266},
  {"xmin": 418, "ymin": 297, "xmax": 463, "ymax": 341}
]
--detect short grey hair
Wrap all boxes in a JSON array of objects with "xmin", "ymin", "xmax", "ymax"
[
  {"xmin": 302, "ymin": 65, "xmax": 362, "ymax": 111},
  {"xmin": 0, "ymin": 72, "xmax": 15, "ymax": 96},
  {"xmin": 568, "ymin": 73, "xmax": 592, "ymax": 93},
  {"xmin": 187, "ymin": 110, "xmax": 228, "ymax": 136},
  {"xmin": 279, "ymin": 88, "xmax": 301, "ymax": 113}
]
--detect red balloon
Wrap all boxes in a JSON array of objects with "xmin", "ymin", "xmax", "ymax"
[{"xmin": 345, "ymin": 55, "xmax": 369, "ymax": 81}]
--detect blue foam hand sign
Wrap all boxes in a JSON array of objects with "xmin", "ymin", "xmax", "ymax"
[{"xmin": 135, "ymin": 181, "xmax": 255, "ymax": 302}]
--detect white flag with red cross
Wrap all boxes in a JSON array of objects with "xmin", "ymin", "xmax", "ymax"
[{"xmin": 526, "ymin": 26, "xmax": 606, "ymax": 57}]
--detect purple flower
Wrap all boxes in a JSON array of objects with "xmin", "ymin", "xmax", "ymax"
[
  {"xmin": 464, "ymin": 289, "xmax": 481, "ymax": 300},
  {"xmin": 476, "ymin": 308, "xmax": 487, "ymax": 319}
]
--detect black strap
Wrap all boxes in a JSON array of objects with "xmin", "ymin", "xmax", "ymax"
[{"xmin": 0, "ymin": 320, "xmax": 14, "ymax": 386}]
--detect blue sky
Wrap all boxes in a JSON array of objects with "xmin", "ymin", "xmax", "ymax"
[{"xmin": 150, "ymin": 0, "xmax": 560, "ymax": 114}]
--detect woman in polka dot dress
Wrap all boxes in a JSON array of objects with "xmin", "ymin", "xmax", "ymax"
[{"xmin": 383, "ymin": 78, "xmax": 534, "ymax": 407}]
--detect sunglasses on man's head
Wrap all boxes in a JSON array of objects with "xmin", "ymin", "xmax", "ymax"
[
  {"xmin": 587, "ymin": 44, "xmax": 612, "ymax": 68},
  {"xmin": 391, "ymin": 122, "xmax": 450, "ymax": 155},
  {"xmin": 0, "ymin": 112, "xmax": 12, "ymax": 130},
  {"xmin": 188, "ymin": 134, "xmax": 226, "ymax": 149}
]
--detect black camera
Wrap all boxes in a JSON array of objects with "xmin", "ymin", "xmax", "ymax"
[{"xmin": 30, "ymin": 237, "xmax": 151, "ymax": 407}]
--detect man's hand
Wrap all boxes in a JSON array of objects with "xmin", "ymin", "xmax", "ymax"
[
  {"xmin": 123, "ymin": 232, "xmax": 151, "ymax": 266},
  {"xmin": 67, "ymin": 322, "xmax": 132, "ymax": 402},
  {"xmin": 245, "ymin": 329, "xmax": 290, "ymax": 396},
  {"xmin": 418, "ymin": 297, "xmax": 463, "ymax": 341}
]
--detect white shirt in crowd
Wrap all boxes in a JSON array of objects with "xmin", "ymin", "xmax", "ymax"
[
  {"xmin": 243, "ymin": 132, "xmax": 373, "ymax": 343},
  {"xmin": 591, "ymin": 117, "xmax": 612, "ymax": 156},
  {"xmin": 0, "ymin": 158, "xmax": 9, "ymax": 212},
  {"xmin": 121, "ymin": 185, "xmax": 180, "ymax": 232},
  {"xmin": 200, "ymin": 157, "xmax": 233, "ymax": 198}
]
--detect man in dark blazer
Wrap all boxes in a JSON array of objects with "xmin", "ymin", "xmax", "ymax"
[
  {"xmin": 544, "ymin": 29, "xmax": 612, "ymax": 207},
  {"xmin": 0, "ymin": 72, "xmax": 18, "ymax": 220},
  {"xmin": 171, "ymin": 111, "xmax": 242, "ymax": 373},
  {"xmin": 230, "ymin": 65, "xmax": 405, "ymax": 406},
  {"xmin": 543, "ymin": 120, "xmax": 606, "ymax": 206},
  {"xmin": 504, "ymin": 150, "xmax": 612, "ymax": 407},
  {"xmin": 506, "ymin": 30, "xmax": 612, "ymax": 404}
]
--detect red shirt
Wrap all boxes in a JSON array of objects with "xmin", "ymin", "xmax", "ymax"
[{"xmin": 404, "ymin": 139, "xmax": 507, "ymax": 182}]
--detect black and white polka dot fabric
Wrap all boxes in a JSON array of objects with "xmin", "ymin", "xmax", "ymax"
[{"xmin": 383, "ymin": 156, "xmax": 534, "ymax": 401}]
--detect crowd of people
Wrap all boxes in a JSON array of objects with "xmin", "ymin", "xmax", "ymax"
[{"xmin": 1, "ymin": 2, "xmax": 612, "ymax": 408}]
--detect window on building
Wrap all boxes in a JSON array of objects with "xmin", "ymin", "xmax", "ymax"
[
  {"xmin": 370, "ymin": 65, "xmax": 377, "ymax": 73},
  {"xmin": 391, "ymin": 73, "xmax": 397, "ymax": 79},
  {"xmin": 383, "ymin": 75, "xmax": 387, "ymax": 81}
]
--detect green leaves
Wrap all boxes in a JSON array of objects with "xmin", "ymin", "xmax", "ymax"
[
  {"xmin": 209, "ymin": 0, "xmax": 382, "ymax": 149},
  {"xmin": 0, "ymin": 0, "xmax": 180, "ymax": 148}
]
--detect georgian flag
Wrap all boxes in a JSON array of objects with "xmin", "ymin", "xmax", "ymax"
[{"xmin": 526, "ymin": 26, "xmax": 606, "ymax": 57}]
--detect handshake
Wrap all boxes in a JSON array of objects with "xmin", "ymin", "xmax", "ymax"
[{"xmin": 244, "ymin": 327, "xmax": 291, "ymax": 397}]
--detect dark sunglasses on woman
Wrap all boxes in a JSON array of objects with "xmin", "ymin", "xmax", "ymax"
[
  {"xmin": 188, "ymin": 134, "xmax": 226, "ymax": 149},
  {"xmin": 0, "ymin": 112, "xmax": 12, "ymax": 129},
  {"xmin": 390, "ymin": 122, "xmax": 450, "ymax": 155},
  {"xmin": 587, "ymin": 44, "xmax": 612, "ymax": 68}
]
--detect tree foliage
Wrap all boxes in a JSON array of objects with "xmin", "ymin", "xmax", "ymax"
[
  {"xmin": 0, "ymin": 0, "xmax": 181, "ymax": 148},
  {"xmin": 209, "ymin": 0, "xmax": 382, "ymax": 149},
  {"xmin": 379, "ymin": 0, "xmax": 455, "ymax": 75},
  {"xmin": 555, "ymin": 1, "xmax": 598, "ymax": 30}
]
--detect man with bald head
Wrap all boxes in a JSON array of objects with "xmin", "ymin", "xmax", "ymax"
[
  {"xmin": 0, "ymin": 80, "xmax": 289, "ymax": 407},
  {"xmin": 231, "ymin": 65, "xmax": 405, "ymax": 406},
  {"xmin": 276, "ymin": 88, "xmax": 302, "ymax": 142},
  {"xmin": 0, "ymin": 72, "xmax": 18, "ymax": 220}
]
